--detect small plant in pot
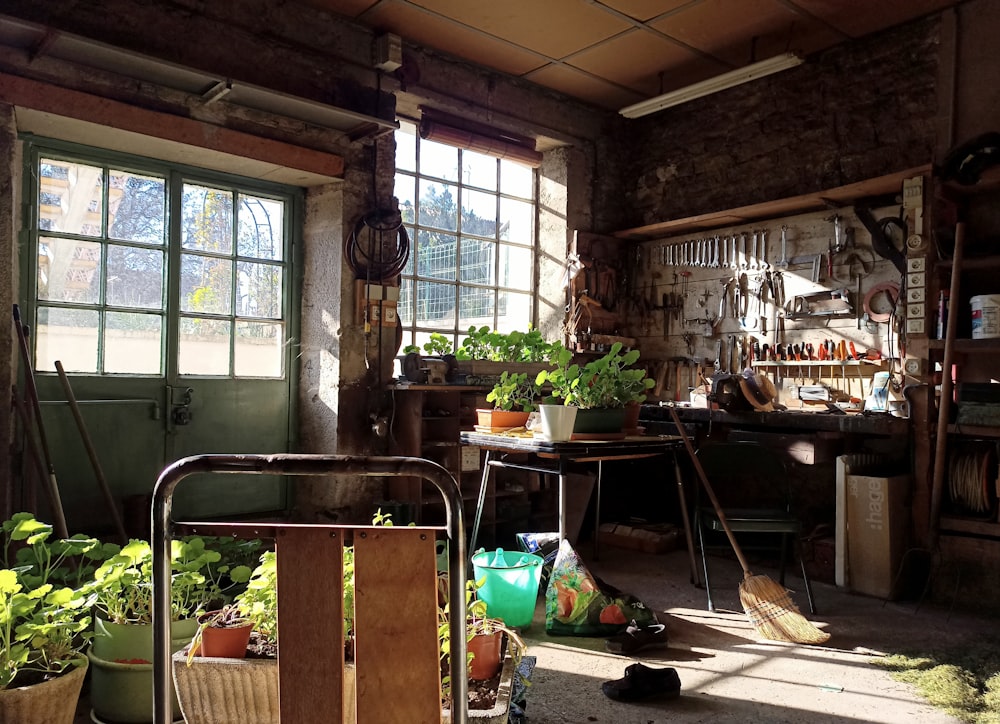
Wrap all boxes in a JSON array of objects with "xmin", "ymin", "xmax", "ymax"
[
  {"xmin": 85, "ymin": 536, "xmax": 253, "ymax": 723},
  {"xmin": 478, "ymin": 371, "xmax": 541, "ymax": 430},
  {"xmin": 438, "ymin": 576, "xmax": 526, "ymax": 719},
  {"xmin": 0, "ymin": 513, "xmax": 98, "ymax": 724},
  {"xmin": 536, "ymin": 342, "xmax": 654, "ymax": 436},
  {"xmin": 187, "ymin": 604, "xmax": 254, "ymax": 661}
]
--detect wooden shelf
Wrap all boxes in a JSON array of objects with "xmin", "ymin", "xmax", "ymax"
[
  {"xmin": 928, "ymin": 338, "xmax": 1000, "ymax": 351},
  {"xmin": 935, "ymin": 256, "xmax": 1000, "ymax": 271},
  {"xmin": 948, "ymin": 424, "xmax": 1000, "ymax": 438},
  {"xmin": 939, "ymin": 515, "xmax": 1000, "ymax": 538},
  {"xmin": 614, "ymin": 166, "xmax": 930, "ymax": 240}
]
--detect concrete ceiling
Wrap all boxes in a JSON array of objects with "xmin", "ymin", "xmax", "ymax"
[{"xmin": 307, "ymin": 0, "xmax": 962, "ymax": 111}]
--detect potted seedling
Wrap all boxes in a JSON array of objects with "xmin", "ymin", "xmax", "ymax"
[
  {"xmin": 536, "ymin": 342, "xmax": 654, "ymax": 436},
  {"xmin": 477, "ymin": 371, "xmax": 541, "ymax": 430},
  {"xmin": 187, "ymin": 604, "xmax": 254, "ymax": 660},
  {"xmin": 439, "ymin": 577, "xmax": 526, "ymax": 723},
  {"xmin": 0, "ymin": 513, "xmax": 99, "ymax": 724},
  {"xmin": 85, "ymin": 536, "xmax": 253, "ymax": 723}
]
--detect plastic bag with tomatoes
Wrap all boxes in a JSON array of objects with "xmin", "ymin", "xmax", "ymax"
[{"xmin": 545, "ymin": 538, "xmax": 658, "ymax": 636}]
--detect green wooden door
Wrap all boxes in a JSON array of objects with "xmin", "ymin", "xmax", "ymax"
[{"xmin": 20, "ymin": 142, "xmax": 300, "ymax": 534}]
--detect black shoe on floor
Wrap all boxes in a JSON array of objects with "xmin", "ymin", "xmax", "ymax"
[
  {"xmin": 601, "ymin": 663, "xmax": 681, "ymax": 702},
  {"xmin": 605, "ymin": 621, "xmax": 669, "ymax": 655}
]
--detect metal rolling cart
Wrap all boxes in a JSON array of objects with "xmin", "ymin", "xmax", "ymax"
[{"xmin": 151, "ymin": 454, "xmax": 468, "ymax": 724}]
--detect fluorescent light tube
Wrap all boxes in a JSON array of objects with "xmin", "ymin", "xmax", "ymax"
[{"xmin": 619, "ymin": 52, "xmax": 804, "ymax": 119}]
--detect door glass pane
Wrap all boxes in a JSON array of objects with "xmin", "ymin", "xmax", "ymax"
[
  {"xmin": 235, "ymin": 321, "xmax": 283, "ymax": 377},
  {"xmin": 500, "ymin": 244, "xmax": 532, "ymax": 291},
  {"xmin": 37, "ymin": 238, "xmax": 102, "ymax": 303},
  {"xmin": 237, "ymin": 262, "xmax": 282, "ymax": 318},
  {"xmin": 107, "ymin": 246, "xmax": 163, "ymax": 309},
  {"xmin": 104, "ymin": 312, "xmax": 162, "ymax": 374},
  {"xmin": 179, "ymin": 317, "xmax": 231, "ymax": 375},
  {"xmin": 238, "ymin": 195, "xmax": 284, "ymax": 260},
  {"xmin": 182, "ymin": 185, "xmax": 233, "ymax": 253},
  {"xmin": 38, "ymin": 159, "xmax": 103, "ymax": 236},
  {"xmin": 181, "ymin": 255, "xmax": 233, "ymax": 314},
  {"xmin": 419, "ymin": 181, "xmax": 457, "ymax": 231},
  {"xmin": 36, "ymin": 307, "xmax": 99, "ymax": 373},
  {"xmin": 108, "ymin": 170, "xmax": 166, "ymax": 244}
]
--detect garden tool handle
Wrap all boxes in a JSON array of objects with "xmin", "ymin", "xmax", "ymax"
[{"xmin": 668, "ymin": 406, "xmax": 752, "ymax": 577}]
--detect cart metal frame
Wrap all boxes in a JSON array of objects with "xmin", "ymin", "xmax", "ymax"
[{"xmin": 151, "ymin": 454, "xmax": 468, "ymax": 724}]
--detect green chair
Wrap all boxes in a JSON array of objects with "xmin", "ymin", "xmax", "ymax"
[{"xmin": 694, "ymin": 441, "xmax": 817, "ymax": 614}]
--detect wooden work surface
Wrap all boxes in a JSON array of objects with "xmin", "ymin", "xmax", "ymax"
[{"xmin": 459, "ymin": 432, "xmax": 681, "ymax": 461}]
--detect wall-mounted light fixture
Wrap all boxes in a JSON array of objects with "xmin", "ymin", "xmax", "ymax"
[{"xmin": 619, "ymin": 52, "xmax": 804, "ymax": 119}]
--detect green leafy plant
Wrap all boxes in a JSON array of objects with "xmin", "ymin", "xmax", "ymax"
[
  {"xmin": 0, "ymin": 514, "xmax": 99, "ymax": 689},
  {"xmin": 233, "ymin": 551, "xmax": 277, "ymax": 649},
  {"xmin": 1, "ymin": 512, "xmax": 109, "ymax": 590},
  {"xmin": 88, "ymin": 537, "xmax": 253, "ymax": 624},
  {"xmin": 233, "ymin": 510, "xmax": 399, "ymax": 659},
  {"xmin": 536, "ymin": 341, "xmax": 654, "ymax": 409},
  {"xmin": 437, "ymin": 576, "xmax": 526, "ymax": 709},
  {"xmin": 403, "ymin": 333, "xmax": 454, "ymax": 357},
  {"xmin": 458, "ymin": 325, "xmax": 554, "ymax": 362},
  {"xmin": 486, "ymin": 371, "xmax": 540, "ymax": 412}
]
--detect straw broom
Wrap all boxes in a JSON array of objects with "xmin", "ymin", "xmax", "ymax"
[{"xmin": 669, "ymin": 407, "xmax": 830, "ymax": 645}]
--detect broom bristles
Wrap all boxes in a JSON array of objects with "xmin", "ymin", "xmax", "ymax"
[{"xmin": 739, "ymin": 574, "xmax": 831, "ymax": 645}]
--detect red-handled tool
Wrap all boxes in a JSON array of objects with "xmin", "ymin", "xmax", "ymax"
[{"xmin": 849, "ymin": 341, "xmax": 858, "ymax": 360}]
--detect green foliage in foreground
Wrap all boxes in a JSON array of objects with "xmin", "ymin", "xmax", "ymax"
[{"xmin": 873, "ymin": 641, "xmax": 1000, "ymax": 723}]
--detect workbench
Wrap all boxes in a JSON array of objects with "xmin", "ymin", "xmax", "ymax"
[{"xmin": 459, "ymin": 432, "xmax": 689, "ymax": 565}]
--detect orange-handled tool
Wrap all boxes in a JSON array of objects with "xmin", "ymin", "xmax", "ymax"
[
  {"xmin": 837, "ymin": 340, "xmax": 847, "ymax": 361},
  {"xmin": 849, "ymin": 341, "xmax": 858, "ymax": 360}
]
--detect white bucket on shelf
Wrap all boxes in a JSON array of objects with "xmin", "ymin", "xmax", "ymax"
[{"xmin": 971, "ymin": 294, "xmax": 1000, "ymax": 339}]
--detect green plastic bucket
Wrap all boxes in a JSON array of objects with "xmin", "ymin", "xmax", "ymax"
[{"xmin": 471, "ymin": 548, "xmax": 543, "ymax": 628}]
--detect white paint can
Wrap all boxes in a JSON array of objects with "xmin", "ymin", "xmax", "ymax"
[{"xmin": 971, "ymin": 294, "xmax": 1000, "ymax": 339}]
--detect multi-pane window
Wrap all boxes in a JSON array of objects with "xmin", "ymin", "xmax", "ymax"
[
  {"xmin": 31, "ymin": 152, "xmax": 290, "ymax": 378},
  {"xmin": 394, "ymin": 120, "xmax": 537, "ymax": 351}
]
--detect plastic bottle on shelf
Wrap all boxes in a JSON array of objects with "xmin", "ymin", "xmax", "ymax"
[{"xmin": 937, "ymin": 290, "xmax": 949, "ymax": 339}]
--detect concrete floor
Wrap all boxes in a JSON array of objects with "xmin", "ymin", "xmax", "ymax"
[
  {"xmin": 74, "ymin": 543, "xmax": 991, "ymax": 723},
  {"xmin": 518, "ymin": 544, "xmax": 988, "ymax": 724}
]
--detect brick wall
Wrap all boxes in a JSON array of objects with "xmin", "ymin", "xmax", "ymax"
[{"xmin": 596, "ymin": 16, "xmax": 940, "ymax": 233}]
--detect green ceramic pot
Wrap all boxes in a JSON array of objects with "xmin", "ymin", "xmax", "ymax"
[
  {"xmin": 88, "ymin": 618, "xmax": 198, "ymax": 723},
  {"xmin": 572, "ymin": 407, "xmax": 627, "ymax": 434}
]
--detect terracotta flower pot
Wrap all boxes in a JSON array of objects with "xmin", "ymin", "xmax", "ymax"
[
  {"xmin": 476, "ymin": 409, "xmax": 530, "ymax": 430},
  {"xmin": 468, "ymin": 631, "xmax": 503, "ymax": 681},
  {"xmin": 199, "ymin": 621, "xmax": 254, "ymax": 659}
]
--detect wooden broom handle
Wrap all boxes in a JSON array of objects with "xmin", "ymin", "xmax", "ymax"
[{"xmin": 668, "ymin": 406, "xmax": 752, "ymax": 577}]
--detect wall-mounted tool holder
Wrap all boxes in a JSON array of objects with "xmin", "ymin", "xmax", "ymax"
[{"xmin": 787, "ymin": 289, "xmax": 853, "ymax": 319}]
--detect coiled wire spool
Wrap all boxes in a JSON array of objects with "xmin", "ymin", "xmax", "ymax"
[
  {"xmin": 948, "ymin": 444, "xmax": 997, "ymax": 515},
  {"xmin": 344, "ymin": 209, "xmax": 410, "ymax": 281}
]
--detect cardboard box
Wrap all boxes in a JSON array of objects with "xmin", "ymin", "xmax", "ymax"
[
  {"xmin": 599, "ymin": 522, "xmax": 679, "ymax": 554},
  {"xmin": 844, "ymin": 469, "xmax": 910, "ymax": 598}
]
